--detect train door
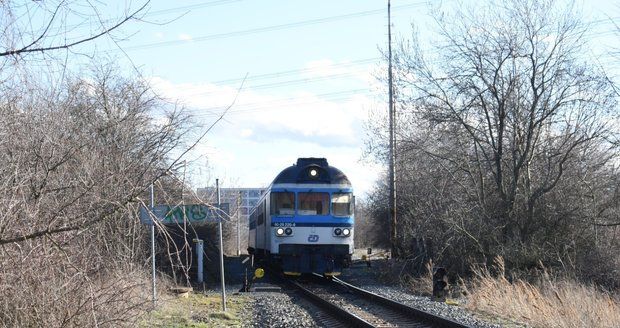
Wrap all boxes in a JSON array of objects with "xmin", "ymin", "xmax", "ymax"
[{"xmin": 262, "ymin": 199, "xmax": 267, "ymax": 256}]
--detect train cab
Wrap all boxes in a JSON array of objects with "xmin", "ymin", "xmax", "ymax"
[{"xmin": 248, "ymin": 158, "xmax": 354, "ymax": 276}]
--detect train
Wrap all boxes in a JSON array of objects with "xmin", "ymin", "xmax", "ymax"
[{"xmin": 247, "ymin": 158, "xmax": 354, "ymax": 276}]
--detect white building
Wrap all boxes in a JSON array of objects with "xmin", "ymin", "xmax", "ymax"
[{"xmin": 196, "ymin": 187, "xmax": 265, "ymax": 255}]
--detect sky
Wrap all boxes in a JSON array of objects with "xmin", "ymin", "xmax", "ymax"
[
  {"xmin": 109, "ymin": 0, "xmax": 436, "ymax": 197},
  {"xmin": 20, "ymin": 0, "xmax": 620, "ymax": 198}
]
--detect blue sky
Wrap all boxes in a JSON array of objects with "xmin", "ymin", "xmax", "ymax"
[
  {"xmin": 23, "ymin": 0, "xmax": 619, "ymax": 197},
  {"xmin": 111, "ymin": 0, "xmax": 435, "ymax": 196},
  {"xmin": 118, "ymin": 0, "xmax": 619, "ymax": 197}
]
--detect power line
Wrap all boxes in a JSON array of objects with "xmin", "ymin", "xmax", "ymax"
[
  {"xmin": 208, "ymin": 57, "xmax": 379, "ymax": 86},
  {"xmin": 175, "ymin": 68, "xmax": 373, "ymax": 99},
  {"xmin": 146, "ymin": 0, "xmax": 245, "ymax": 17},
  {"xmin": 149, "ymin": 57, "xmax": 381, "ymax": 99},
  {"xmin": 117, "ymin": 1, "xmax": 433, "ymax": 52},
  {"xmin": 37, "ymin": 0, "xmax": 246, "ymax": 34},
  {"xmin": 189, "ymin": 88, "xmax": 371, "ymax": 114},
  {"xmin": 185, "ymin": 88, "xmax": 373, "ymax": 118}
]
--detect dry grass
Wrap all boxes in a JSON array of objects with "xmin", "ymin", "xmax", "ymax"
[
  {"xmin": 465, "ymin": 257, "xmax": 620, "ymax": 328},
  {"xmin": 402, "ymin": 261, "xmax": 435, "ymax": 296},
  {"xmin": 0, "ymin": 242, "xmax": 152, "ymax": 328},
  {"xmin": 141, "ymin": 291, "xmax": 250, "ymax": 327}
]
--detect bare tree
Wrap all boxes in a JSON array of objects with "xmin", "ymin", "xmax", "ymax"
[
  {"xmin": 0, "ymin": 63, "xmax": 193, "ymax": 326},
  {"xmin": 0, "ymin": 1, "xmax": 149, "ymax": 58},
  {"xmin": 368, "ymin": 0, "xmax": 620, "ymax": 285},
  {"xmin": 0, "ymin": 1, "xmax": 239, "ymax": 326}
]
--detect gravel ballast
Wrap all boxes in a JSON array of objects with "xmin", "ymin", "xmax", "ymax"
[
  {"xmin": 207, "ymin": 261, "xmax": 514, "ymax": 327},
  {"xmin": 245, "ymin": 291, "xmax": 319, "ymax": 328},
  {"xmin": 359, "ymin": 285, "xmax": 502, "ymax": 328},
  {"xmin": 207, "ymin": 285, "xmax": 327, "ymax": 327}
]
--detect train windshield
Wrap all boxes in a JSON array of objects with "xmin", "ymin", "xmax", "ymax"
[
  {"xmin": 332, "ymin": 193, "xmax": 353, "ymax": 216},
  {"xmin": 271, "ymin": 192, "xmax": 295, "ymax": 215},
  {"xmin": 298, "ymin": 192, "xmax": 329, "ymax": 215}
]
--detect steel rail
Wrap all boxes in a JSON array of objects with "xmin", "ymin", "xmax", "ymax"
[
  {"xmin": 264, "ymin": 267, "xmax": 373, "ymax": 327},
  {"xmin": 286, "ymin": 278, "xmax": 375, "ymax": 328},
  {"xmin": 331, "ymin": 276, "xmax": 471, "ymax": 328}
]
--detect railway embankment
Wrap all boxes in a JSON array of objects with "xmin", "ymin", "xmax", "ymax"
[
  {"xmin": 462, "ymin": 258, "xmax": 620, "ymax": 328},
  {"xmin": 141, "ymin": 254, "xmax": 620, "ymax": 327},
  {"xmin": 371, "ymin": 256, "xmax": 620, "ymax": 328}
]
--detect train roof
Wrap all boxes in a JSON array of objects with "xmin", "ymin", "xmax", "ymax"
[{"xmin": 271, "ymin": 158, "xmax": 351, "ymax": 186}]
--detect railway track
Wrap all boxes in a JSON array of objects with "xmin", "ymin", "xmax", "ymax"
[
  {"xmin": 272, "ymin": 270, "xmax": 471, "ymax": 328},
  {"xmin": 329, "ymin": 275, "xmax": 470, "ymax": 328}
]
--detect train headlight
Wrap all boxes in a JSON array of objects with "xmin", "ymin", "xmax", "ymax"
[
  {"xmin": 276, "ymin": 228, "xmax": 285, "ymax": 236},
  {"xmin": 334, "ymin": 228, "xmax": 342, "ymax": 236},
  {"xmin": 309, "ymin": 169, "xmax": 318, "ymax": 177},
  {"xmin": 342, "ymin": 228, "xmax": 351, "ymax": 236},
  {"xmin": 285, "ymin": 227, "xmax": 293, "ymax": 235}
]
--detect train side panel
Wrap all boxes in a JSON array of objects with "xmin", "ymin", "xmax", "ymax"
[{"xmin": 248, "ymin": 191, "xmax": 270, "ymax": 256}]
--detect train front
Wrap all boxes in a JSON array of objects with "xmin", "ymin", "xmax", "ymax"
[{"xmin": 270, "ymin": 158, "xmax": 354, "ymax": 276}]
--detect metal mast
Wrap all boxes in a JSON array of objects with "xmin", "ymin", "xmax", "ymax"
[
  {"xmin": 237, "ymin": 190, "xmax": 241, "ymax": 256},
  {"xmin": 388, "ymin": 0, "xmax": 397, "ymax": 258},
  {"xmin": 216, "ymin": 179, "xmax": 227, "ymax": 311},
  {"xmin": 150, "ymin": 183, "xmax": 156, "ymax": 306}
]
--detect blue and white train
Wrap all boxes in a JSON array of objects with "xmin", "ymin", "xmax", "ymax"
[{"xmin": 248, "ymin": 158, "xmax": 354, "ymax": 276}]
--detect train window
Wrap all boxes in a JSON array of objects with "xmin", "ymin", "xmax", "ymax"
[
  {"xmin": 298, "ymin": 192, "xmax": 329, "ymax": 215},
  {"xmin": 271, "ymin": 192, "xmax": 295, "ymax": 215},
  {"xmin": 249, "ymin": 211, "xmax": 257, "ymax": 227},
  {"xmin": 332, "ymin": 193, "xmax": 353, "ymax": 216},
  {"xmin": 257, "ymin": 212, "xmax": 264, "ymax": 226}
]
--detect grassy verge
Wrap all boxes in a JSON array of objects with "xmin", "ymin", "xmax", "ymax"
[
  {"xmin": 400, "ymin": 258, "xmax": 620, "ymax": 328},
  {"xmin": 464, "ymin": 258, "xmax": 620, "ymax": 328},
  {"xmin": 140, "ymin": 291, "xmax": 251, "ymax": 327}
]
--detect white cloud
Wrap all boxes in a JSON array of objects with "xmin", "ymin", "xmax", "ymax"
[
  {"xmin": 150, "ymin": 76, "xmax": 370, "ymax": 144},
  {"xmin": 240, "ymin": 128, "xmax": 253, "ymax": 138},
  {"xmin": 154, "ymin": 32, "xmax": 164, "ymax": 39},
  {"xmin": 178, "ymin": 33, "xmax": 193, "ymax": 41},
  {"xmin": 149, "ymin": 69, "xmax": 384, "ymax": 196}
]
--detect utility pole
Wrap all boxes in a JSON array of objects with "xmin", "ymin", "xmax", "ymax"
[
  {"xmin": 237, "ymin": 190, "xmax": 241, "ymax": 256},
  {"xmin": 388, "ymin": 0, "xmax": 398, "ymax": 258},
  {"xmin": 150, "ymin": 183, "xmax": 157, "ymax": 306},
  {"xmin": 216, "ymin": 179, "xmax": 227, "ymax": 311}
]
